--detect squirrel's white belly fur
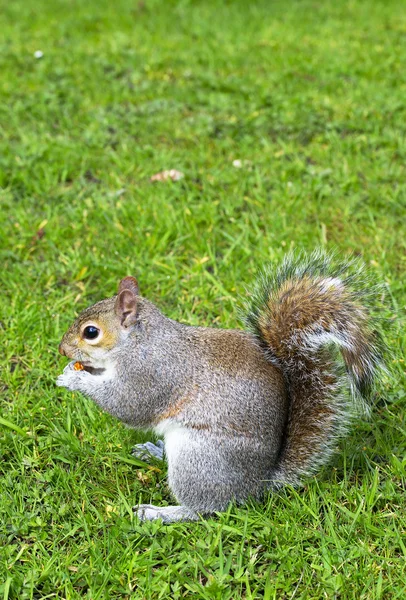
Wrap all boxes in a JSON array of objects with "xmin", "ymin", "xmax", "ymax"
[{"xmin": 154, "ymin": 419, "xmax": 192, "ymax": 464}]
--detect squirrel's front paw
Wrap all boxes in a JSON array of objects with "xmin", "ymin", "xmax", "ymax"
[{"xmin": 56, "ymin": 362, "xmax": 88, "ymax": 391}]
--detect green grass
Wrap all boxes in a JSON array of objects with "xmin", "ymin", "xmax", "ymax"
[{"xmin": 1, "ymin": 0, "xmax": 405, "ymax": 597}]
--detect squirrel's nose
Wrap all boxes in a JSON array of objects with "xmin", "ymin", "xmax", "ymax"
[{"xmin": 59, "ymin": 343, "xmax": 66, "ymax": 356}]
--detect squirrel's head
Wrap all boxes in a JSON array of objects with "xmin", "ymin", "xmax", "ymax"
[{"xmin": 58, "ymin": 276, "xmax": 140, "ymax": 369}]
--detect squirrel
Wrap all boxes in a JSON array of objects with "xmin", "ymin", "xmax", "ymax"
[{"xmin": 56, "ymin": 250, "xmax": 385, "ymax": 523}]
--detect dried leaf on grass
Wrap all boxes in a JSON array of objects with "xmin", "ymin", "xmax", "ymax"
[{"xmin": 150, "ymin": 169, "xmax": 184, "ymax": 182}]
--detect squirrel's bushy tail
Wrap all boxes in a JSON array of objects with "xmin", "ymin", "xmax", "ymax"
[{"xmin": 245, "ymin": 250, "xmax": 386, "ymax": 487}]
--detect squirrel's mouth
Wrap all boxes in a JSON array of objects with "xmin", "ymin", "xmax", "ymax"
[
  {"xmin": 72, "ymin": 361, "xmax": 106, "ymax": 376},
  {"xmin": 84, "ymin": 365, "xmax": 106, "ymax": 375}
]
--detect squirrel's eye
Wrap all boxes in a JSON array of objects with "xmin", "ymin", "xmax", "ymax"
[{"xmin": 83, "ymin": 325, "xmax": 100, "ymax": 340}]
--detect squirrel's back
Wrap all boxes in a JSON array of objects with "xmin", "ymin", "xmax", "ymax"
[{"xmin": 244, "ymin": 250, "xmax": 385, "ymax": 487}]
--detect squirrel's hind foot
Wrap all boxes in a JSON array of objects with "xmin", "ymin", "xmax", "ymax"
[{"xmin": 133, "ymin": 503, "xmax": 200, "ymax": 523}]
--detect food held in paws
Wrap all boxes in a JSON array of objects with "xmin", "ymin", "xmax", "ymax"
[{"xmin": 73, "ymin": 361, "xmax": 84, "ymax": 371}]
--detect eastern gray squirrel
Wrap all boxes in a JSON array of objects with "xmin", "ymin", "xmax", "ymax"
[{"xmin": 57, "ymin": 250, "xmax": 385, "ymax": 523}]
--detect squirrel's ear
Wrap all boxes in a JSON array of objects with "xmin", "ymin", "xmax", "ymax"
[
  {"xmin": 115, "ymin": 277, "xmax": 139, "ymax": 327},
  {"xmin": 118, "ymin": 276, "xmax": 139, "ymax": 296}
]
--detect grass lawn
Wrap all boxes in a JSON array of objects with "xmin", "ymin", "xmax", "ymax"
[{"xmin": 1, "ymin": 0, "xmax": 405, "ymax": 597}]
